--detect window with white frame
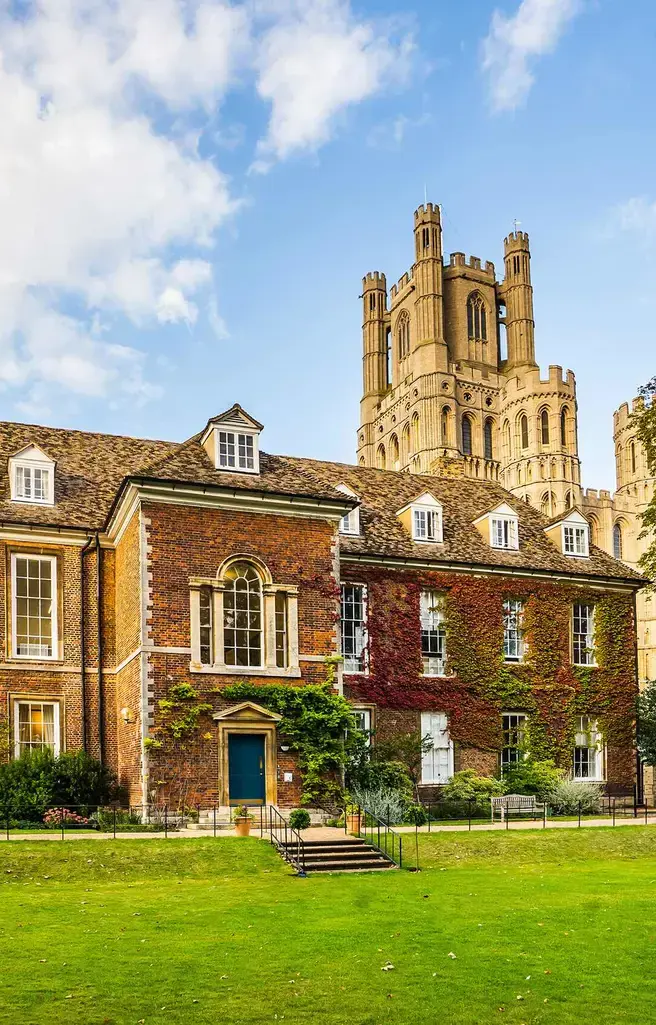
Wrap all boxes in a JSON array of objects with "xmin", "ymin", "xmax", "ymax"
[
  {"xmin": 352, "ymin": 707, "xmax": 373, "ymax": 746},
  {"xmin": 336, "ymin": 484, "xmax": 360, "ymax": 535},
  {"xmin": 563, "ymin": 524, "xmax": 589, "ymax": 557},
  {"xmin": 218, "ymin": 430, "xmax": 257, "ymax": 472},
  {"xmin": 573, "ymin": 716, "xmax": 604, "ymax": 780},
  {"xmin": 503, "ymin": 599, "xmax": 525, "ymax": 662},
  {"xmin": 502, "ymin": 712, "xmax": 527, "ymax": 769},
  {"xmin": 190, "ymin": 558, "xmax": 298, "ymax": 676},
  {"xmin": 9, "ymin": 445, "xmax": 55, "ymax": 506},
  {"xmin": 491, "ymin": 513, "xmax": 519, "ymax": 550},
  {"xmin": 420, "ymin": 590, "xmax": 447, "ymax": 676},
  {"xmin": 13, "ymin": 699, "xmax": 60, "ymax": 757},
  {"xmin": 341, "ymin": 584, "xmax": 367, "ymax": 673},
  {"xmin": 572, "ymin": 604, "xmax": 595, "ymax": 666},
  {"xmin": 421, "ymin": 712, "xmax": 453, "ymax": 784},
  {"xmin": 12, "ymin": 554, "xmax": 57, "ymax": 659},
  {"xmin": 413, "ymin": 506, "xmax": 442, "ymax": 542}
]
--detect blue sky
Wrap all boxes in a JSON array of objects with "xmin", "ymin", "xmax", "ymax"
[{"xmin": 0, "ymin": 0, "xmax": 654, "ymax": 490}]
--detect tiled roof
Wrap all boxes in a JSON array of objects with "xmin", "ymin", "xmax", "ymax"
[{"xmin": 0, "ymin": 418, "xmax": 643, "ymax": 585}]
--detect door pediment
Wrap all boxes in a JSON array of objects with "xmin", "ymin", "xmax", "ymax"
[{"xmin": 213, "ymin": 701, "xmax": 282, "ymax": 723}]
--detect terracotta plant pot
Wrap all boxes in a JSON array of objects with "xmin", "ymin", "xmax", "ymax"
[
  {"xmin": 234, "ymin": 817, "xmax": 251, "ymax": 837},
  {"xmin": 346, "ymin": 812, "xmax": 361, "ymax": 835}
]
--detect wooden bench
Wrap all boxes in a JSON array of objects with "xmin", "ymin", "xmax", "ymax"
[{"xmin": 491, "ymin": 794, "xmax": 546, "ymax": 822}]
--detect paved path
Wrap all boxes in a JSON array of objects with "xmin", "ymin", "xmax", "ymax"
[{"xmin": 1, "ymin": 817, "xmax": 655, "ymax": 842}]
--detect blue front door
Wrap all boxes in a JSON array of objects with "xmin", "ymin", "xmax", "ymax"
[{"xmin": 228, "ymin": 734, "xmax": 266, "ymax": 804}]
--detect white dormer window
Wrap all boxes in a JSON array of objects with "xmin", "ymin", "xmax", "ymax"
[
  {"xmin": 491, "ymin": 514, "xmax": 518, "ymax": 550},
  {"xmin": 9, "ymin": 445, "xmax": 55, "ymax": 506},
  {"xmin": 336, "ymin": 484, "xmax": 360, "ymax": 535},
  {"xmin": 201, "ymin": 404, "xmax": 262, "ymax": 475},
  {"xmin": 414, "ymin": 507, "xmax": 441, "ymax": 541},
  {"xmin": 563, "ymin": 524, "xmax": 589, "ymax": 557}
]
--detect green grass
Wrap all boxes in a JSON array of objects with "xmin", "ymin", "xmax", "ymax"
[{"xmin": 1, "ymin": 829, "xmax": 656, "ymax": 1024}]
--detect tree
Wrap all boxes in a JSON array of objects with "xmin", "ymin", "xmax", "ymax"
[
  {"xmin": 638, "ymin": 680, "xmax": 656, "ymax": 766},
  {"xmin": 632, "ymin": 380, "xmax": 656, "ymax": 582},
  {"xmin": 371, "ymin": 731, "xmax": 433, "ymax": 800}
]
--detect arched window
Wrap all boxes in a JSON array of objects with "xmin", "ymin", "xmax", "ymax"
[
  {"xmin": 412, "ymin": 413, "xmax": 420, "ymax": 451},
  {"xmin": 541, "ymin": 491, "xmax": 554, "ymax": 517},
  {"xmin": 484, "ymin": 418, "xmax": 494, "ymax": 460},
  {"xmin": 467, "ymin": 292, "xmax": 487, "ymax": 341},
  {"xmin": 540, "ymin": 409, "xmax": 550, "ymax": 445},
  {"xmin": 462, "ymin": 415, "xmax": 473, "ymax": 456},
  {"xmin": 565, "ymin": 491, "xmax": 572, "ymax": 509},
  {"xmin": 613, "ymin": 523, "xmax": 623, "ymax": 560},
  {"xmin": 520, "ymin": 414, "xmax": 529, "ymax": 450},
  {"xmin": 560, "ymin": 407, "xmax": 568, "ymax": 447},
  {"xmin": 588, "ymin": 516, "xmax": 598, "ymax": 546},
  {"xmin": 377, "ymin": 444, "xmax": 386, "ymax": 470},
  {"xmin": 390, "ymin": 434, "xmax": 400, "ymax": 470},
  {"xmin": 441, "ymin": 407, "xmax": 451, "ymax": 446},
  {"xmin": 503, "ymin": 420, "xmax": 511, "ymax": 459},
  {"xmin": 397, "ymin": 312, "xmax": 410, "ymax": 361},
  {"xmin": 402, "ymin": 422, "xmax": 411, "ymax": 462},
  {"xmin": 223, "ymin": 561, "xmax": 263, "ymax": 668},
  {"xmin": 630, "ymin": 440, "xmax": 637, "ymax": 476}
]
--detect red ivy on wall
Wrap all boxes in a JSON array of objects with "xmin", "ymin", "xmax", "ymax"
[{"xmin": 343, "ymin": 567, "xmax": 637, "ymax": 781}]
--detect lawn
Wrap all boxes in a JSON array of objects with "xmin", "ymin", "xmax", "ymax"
[{"xmin": 1, "ymin": 829, "xmax": 655, "ymax": 1025}]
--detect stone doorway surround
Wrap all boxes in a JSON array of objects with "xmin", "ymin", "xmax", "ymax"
[{"xmin": 213, "ymin": 701, "xmax": 282, "ymax": 807}]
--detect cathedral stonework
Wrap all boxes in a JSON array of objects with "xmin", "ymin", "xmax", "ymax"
[{"xmin": 357, "ymin": 203, "xmax": 656, "ymax": 686}]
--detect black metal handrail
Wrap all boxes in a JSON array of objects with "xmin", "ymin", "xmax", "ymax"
[
  {"xmin": 347, "ymin": 804, "xmax": 403, "ymax": 868},
  {"xmin": 268, "ymin": 806, "xmax": 306, "ymax": 876}
]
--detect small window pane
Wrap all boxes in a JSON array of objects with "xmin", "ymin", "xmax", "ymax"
[
  {"xmin": 502, "ymin": 713, "xmax": 526, "ymax": 768},
  {"xmin": 14, "ymin": 556, "xmax": 55, "ymax": 658},
  {"xmin": 199, "ymin": 587, "xmax": 213, "ymax": 665},
  {"xmin": 275, "ymin": 591, "xmax": 288, "ymax": 668},
  {"xmin": 573, "ymin": 604, "xmax": 595, "ymax": 665},
  {"xmin": 503, "ymin": 599, "xmax": 524, "ymax": 661},
  {"xmin": 218, "ymin": 431, "xmax": 236, "ymax": 468},
  {"xmin": 341, "ymin": 584, "xmax": 367, "ymax": 672},
  {"xmin": 15, "ymin": 701, "xmax": 59, "ymax": 756},
  {"xmin": 421, "ymin": 591, "xmax": 447, "ymax": 675}
]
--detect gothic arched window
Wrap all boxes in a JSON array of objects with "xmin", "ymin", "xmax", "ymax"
[
  {"xmin": 630, "ymin": 440, "xmax": 637, "ymax": 476},
  {"xmin": 565, "ymin": 491, "xmax": 572, "ymax": 509},
  {"xmin": 223, "ymin": 561, "xmax": 263, "ymax": 668},
  {"xmin": 441, "ymin": 407, "xmax": 451, "ymax": 446},
  {"xmin": 397, "ymin": 312, "xmax": 410, "ymax": 361},
  {"xmin": 520, "ymin": 414, "xmax": 529, "ymax": 450},
  {"xmin": 541, "ymin": 491, "xmax": 554, "ymax": 517},
  {"xmin": 390, "ymin": 433, "xmax": 400, "ymax": 470},
  {"xmin": 540, "ymin": 409, "xmax": 550, "ymax": 445},
  {"xmin": 484, "ymin": 418, "xmax": 494, "ymax": 460},
  {"xmin": 462, "ymin": 415, "xmax": 473, "ymax": 456},
  {"xmin": 560, "ymin": 407, "xmax": 568, "ymax": 447},
  {"xmin": 402, "ymin": 422, "xmax": 411, "ymax": 462},
  {"xmin": 613, "ymin": 523, "xmax": 623, "ymax": 560},
  {"xmin": 503, "ymin": 420, "xmax": 511, "ymax": 459},
  {"xmin": 467, "ymin": 292, "xmax": 487, "ymax": 341},
  {"xmin": 412, "ymin": 413, "xmax": 420, "ymax": 451},
  {"xmin": 377, "ymin": 444, "xmax": 386, "ymax": 470}
]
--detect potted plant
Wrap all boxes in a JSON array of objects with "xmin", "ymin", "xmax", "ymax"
[
  {"xmin": 345, "ymin": 802, "xmax": 361, "ymax": 836},
  {"xmin": 233, "ymin": 805, "xmax": 253, "ymax": 837},
  {"xmin": 289, "ymin": 808, "xmax": 311, "ymax": 832}
]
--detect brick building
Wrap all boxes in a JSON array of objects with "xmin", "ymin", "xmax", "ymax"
[{"xmin": 0, "ymin": 403, "xmax": 644, "ymax": 809}]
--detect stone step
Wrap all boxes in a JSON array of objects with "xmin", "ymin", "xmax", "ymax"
[{"xmin": 302, "ymin": 858, "xmax": 395, "ymax": 872}]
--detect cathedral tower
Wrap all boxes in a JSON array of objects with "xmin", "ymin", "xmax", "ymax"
[{"xmin": 498, "ymin": 231, "xmax": 537, "ymax": 370}]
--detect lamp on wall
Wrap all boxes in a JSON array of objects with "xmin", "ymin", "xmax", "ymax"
[
  {"xmin": 280, "ymin": 744, "xmax": 290, "ymax": 752},
  {"xmin": 120, "ymin": 707, "xmax": 135, "ymax": 724}
]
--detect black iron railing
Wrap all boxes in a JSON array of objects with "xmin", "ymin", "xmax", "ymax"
[
  {"xmin": 268, "ymin": 806, "xmax": 306, "ymax": 876},
  {"xmin": 346, "ymin": 805, "xmax": 402, "ymax": 868}
]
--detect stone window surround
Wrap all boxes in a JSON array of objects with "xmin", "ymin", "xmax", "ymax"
[
  {"xmin": 189, "ymin": 569, "xmax": 300, "ymax": 678},
  {"xmin": 10, "ymin": 693, "xmax": 65, "ymax": 758}
]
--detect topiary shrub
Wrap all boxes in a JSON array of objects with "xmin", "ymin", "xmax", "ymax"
[
  {"xmin": 502, "ymin": 759, "xmax": 563, "ymax": 800},
  {"xmin": 289, "ymin": 808, "xmax": 311, "ymax": 831},
  {"xmin": 548, "ymin": 780, "xmax": 603, "ymax": 815},
  {"xmin": 442, "ymin": 769, "xmax": 506, "ymax": 801},
  {"xmin": 0, "ymin": 749, "xmax": 118, "ymax": 821}
]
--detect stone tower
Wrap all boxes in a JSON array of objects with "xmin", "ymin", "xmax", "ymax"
[{"xmin": 356, "ymin": 206, "xmax": 582, "ymax": 517}]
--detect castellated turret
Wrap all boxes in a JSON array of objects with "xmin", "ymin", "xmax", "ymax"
[{"xmin": 498, "ymin": 231, "xmax": 537, "ymax": 371}]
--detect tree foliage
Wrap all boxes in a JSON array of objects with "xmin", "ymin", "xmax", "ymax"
[
  {"xmin": 633, "ymin": 379, "xmax": 656, "ymax": 582},
  {"xmin": 637, "ymin": 680, "xmax": 656, "ymax": 765}
]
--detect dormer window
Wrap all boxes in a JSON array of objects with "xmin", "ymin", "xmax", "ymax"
[
  {"xmin": 491, "ymin": 514, "xmax": 518, "ymax": 550},
  {"xmin": 563, "ymin": 523, "xmax": 588, "ymax": 557},
  {"xmin": 473, "ymin": 502, "xmax": 519, "ymax": 551},
  {"xmin": 201, "ymin": 404, "xmax": 263, "ymax": 475},
  {"xmin": 9, "ymin": 445, "xmax": 55, "ymax": 506},
  {"xmin": 336, "ymin": 484, "xmax": 360, "ymax": 535},
  {"xmin": 397, "ymin": 492, "xmax": 444, "ymax": 544}
]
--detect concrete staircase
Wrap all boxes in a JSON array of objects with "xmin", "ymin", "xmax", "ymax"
[{"xmin": 282, "ymin": 836, "xmax": 396, "ymax": 873}]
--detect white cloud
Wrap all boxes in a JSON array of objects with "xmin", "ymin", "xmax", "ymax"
[
  {"xmin": 611, "ymin": 197, "xmax": 656, "ymax": 237},
  {"xmin": 252, "ymin": 0, "xmax": 411, "ymax": 170},
  {"xmin": 0, "ymin": 0, "xmax": 408, "ymax": 408},
  {"xmin": 482, "ymin": 0, "xmax": 582, "ymax": 112}
]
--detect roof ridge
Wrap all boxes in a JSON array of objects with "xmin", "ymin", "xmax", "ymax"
[
  {"xmin": 0, "ymin": 419, "xmax": 177, "ymax": 448},
  {"xmin": 136, "ymin": 431, "xmax": 205, "ymax": 476}
]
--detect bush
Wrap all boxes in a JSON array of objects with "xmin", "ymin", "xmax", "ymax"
[
  {"xmin": 442, "ymin": 770, "xmax": 506, "ymax": 801},
  {"xmin": 404, "ymin": 803, "xmax": 427, "ymax": 826},
  {"xmin": 502, "ymin": 759, "xmax": 563, "ymax": 800},
  {"xmin": 0, "ymin": 749, "xmax": 117, "ymax": 821},
  {"xmin": 347, "ymin": 759, "xmax": 413, "ymax": 800},
  {"xmin": 548, "ymin": 780, "xmax": 603, "ymax": 815},
  {"xmin": 348, "ymin": 785, "xmax": 407, "ymax": 824},
  {"xmin": 289, "ymin": 809, "xmax": 311, "ymax": 831}
]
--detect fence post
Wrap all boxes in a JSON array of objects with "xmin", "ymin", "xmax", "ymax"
[
  {"xmin": 113, "ymin": 806, "xmax": 117, "ymax": 840},
  {"xmin": 645, "ymin": 800, "xmax": 649, "ymax": 827},
  {"xmin": 61, "ymin": 808, "xmax": 65, "ymax": 841},
  {"xmin": 612, "ymin": 798, "xmax": 616, "ymax": 827},
  {"xmin": 468, "ymin": 799, "xmax": 472, "ymax": 832},
  {"xmin": 578, "ymin": 800, "xmax": 581, "ymax": 828},
  {"xmin": 427, "ymin": 803, "xmax": 431, "ymax": 833},
  {"xmin": 399, "ymin": 836, "xmax": 403, "ymax": 870},
  {"xmin": 543, "ymin": 802, "xmax": 547, "ymax": 829},
  {"xmin": 505, "ymin": 808, "xmax": 509, "ymax": 830},
  {"xmin": 5, "ymin": 808, "xmax": 9, "ymax": 842},
  {"xmin": 213, "ymin": 804, "xmax": 217, "ymax": 838},
  {"xmin": 164, "ymin": 805, "xmax": 168, "ymax": 838}
]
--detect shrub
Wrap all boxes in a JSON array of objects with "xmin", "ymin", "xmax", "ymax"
[
  {"xmin": 289, "ymin": 809, "xmax": 311, "ymax": 831},
  {"xmin": 0, "ymin": 749, "xmax": 117, "ymax": 821},
  {"xmin": 548, "ymin": 780, "xmax": 603, "ymax": 815},
  {"xmin": 43, "ymin": 807, "xmax": 93, "ymax": 829},
  {"xmin": 404, "ymin": 803, "xmax": 427, "ymax": 826},
  {"xmin": 348, "ymin": 785, "xmax": 407, "ymax": 823},
  {"xmin": 502, "ymin": 759, "xmax": 563, "ymax": 800},
  {"xmin": 347, "ymin": 759, "xmax": 414, "ymax": 800},
  {"xmin": 442, "ymin": 770, "xmax": 506, "ymax": 801}
]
